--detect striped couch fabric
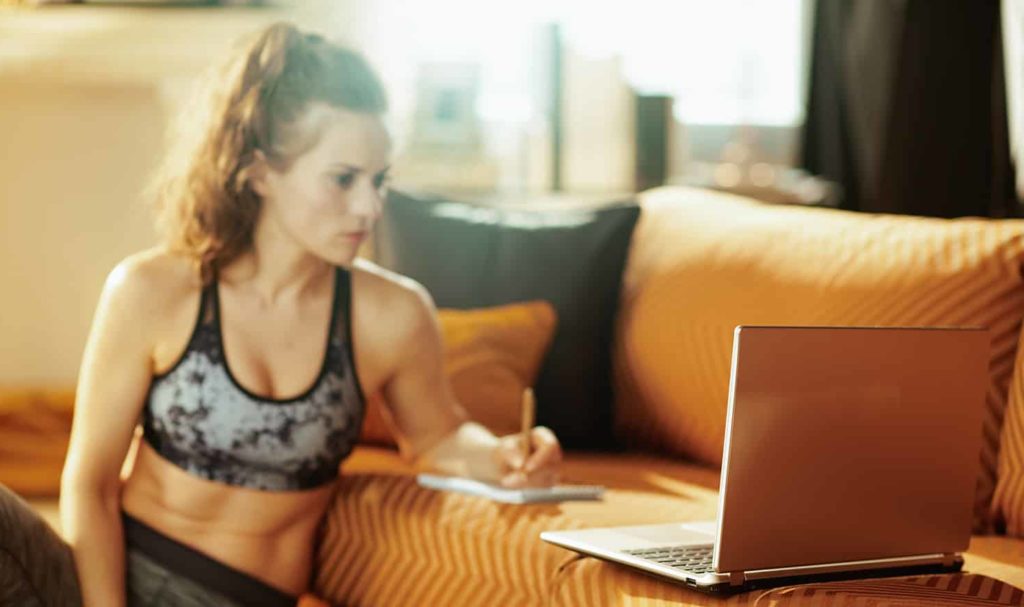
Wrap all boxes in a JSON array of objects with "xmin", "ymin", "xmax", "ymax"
[
  {"xmin": 315, "ymin": 447, "xmax": 720, "ymax": 606},
  {"xmin": 612, "ymin": 187, "xmax": 1024, "ymax": 533},
  {"xmin": 549, "ymin": 565, "xmax": 1024, "ymax": 606},
  {"xmin": 992, "ymin": 331, "xmax": 1024, "ymax": 535},
  {"xmin": 314, "ymin": 446, "xmax": 1024, "ymax": 606}
]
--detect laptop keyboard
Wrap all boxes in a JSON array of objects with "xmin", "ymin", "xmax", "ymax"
[{"xmin": 624, "ymin": 544, "xmax": 715, "ymax": 574}]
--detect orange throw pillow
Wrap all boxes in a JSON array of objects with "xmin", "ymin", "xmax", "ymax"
[{"xmin": 359, "ymin": 300, "xmax": 558, "ymax": 448}]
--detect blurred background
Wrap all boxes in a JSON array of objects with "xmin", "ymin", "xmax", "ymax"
[{"xmin": 0, "ymin": 0, "xmax": 1022, "ymax": 385}]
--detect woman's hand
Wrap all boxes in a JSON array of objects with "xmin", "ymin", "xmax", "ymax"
[
  {"xmin": 495, "ymin": 426, "xmax": 563, "ymax": 488},
  {"xmin": 367, "ymin": 278, "xmax": 564, "ymax": 488}
]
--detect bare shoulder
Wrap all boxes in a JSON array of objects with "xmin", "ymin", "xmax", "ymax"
[
  {"xmin": 102, "ymin": 247, "xmax": 200, "ymax": 324},
  {"xmin": 350, "ymin": 258, "xmax": 434, "ymax": 317},
  {"xmin": 348, "ymin": 259, "xmax": 437, "ymax": 354}
]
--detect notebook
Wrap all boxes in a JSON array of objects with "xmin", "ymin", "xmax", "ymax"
[{"xmin": 417, "ymin": 474, "xmax": 605, "ymax": 504}]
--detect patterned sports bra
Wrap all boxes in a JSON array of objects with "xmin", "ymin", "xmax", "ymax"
[{"xmin": 142, "ymin": 266, "xmax": 366, "ymax": 491}]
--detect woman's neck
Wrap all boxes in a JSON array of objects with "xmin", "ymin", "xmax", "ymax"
[
  {"xmin": 219, "ymin": 254, "xmax": 332, "ymax": 308},
  {"xmin": 218, "ymin": 221, "xmax": 333, "ymax": 308}
]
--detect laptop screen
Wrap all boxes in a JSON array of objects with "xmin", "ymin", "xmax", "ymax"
[{"xmin": 714, "ymin": 326, "xmax": 988, "ymax": 573}]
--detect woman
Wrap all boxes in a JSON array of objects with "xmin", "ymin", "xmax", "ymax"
[{"xmin": 44, "ymin": 21, "xmax": 561, "ymax": 606}]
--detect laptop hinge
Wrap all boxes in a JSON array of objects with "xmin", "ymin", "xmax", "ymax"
[
  {"xmin": 941, "ymin": 553, "xmax": 957, "ymax": 567},
  {"xmin": 728, "ymin": 571, "xmax": 745, "ymax": 587}
]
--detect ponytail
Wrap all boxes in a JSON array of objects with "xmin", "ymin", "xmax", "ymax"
[{"xmin": 150, "ymin": 22, "xmax": 387, "ymax": 285}]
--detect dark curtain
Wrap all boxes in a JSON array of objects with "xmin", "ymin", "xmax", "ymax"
[{"xmin": 801, "ymin": 0, "xmax": 1018, "ymax": 218}]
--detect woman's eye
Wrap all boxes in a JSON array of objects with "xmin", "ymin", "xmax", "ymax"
[
  {"xmin": 334, "ymin": 173, "xmax": 356, "ymax": 189},
  {"xmin": 374, "ymin": 175, "xmax": 390, "ymax": 190}
]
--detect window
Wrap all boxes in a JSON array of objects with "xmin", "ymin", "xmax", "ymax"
[{"xmin": 350, "ymin": 0, "xmax": 811, "ymax": 196}]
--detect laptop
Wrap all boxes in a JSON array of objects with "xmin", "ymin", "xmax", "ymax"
[{"xmin": 541, "ymin": 325, "xmax": 990, "ymax": 593}]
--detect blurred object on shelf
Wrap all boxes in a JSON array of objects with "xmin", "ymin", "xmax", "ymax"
[
  {"xmin": 634, "ymin": 92, "xmax": 673, "ymax": 193},
  {"xmin": 672, "ymin": 124, "xmax": 840, "ymax": 207},
  {"xmin": 0, "ymin": 0, "xmax": 268, "ymax": 5},
  {"xmin": 390, "ymin": 156, "xmax": 501, "ymax": 197},
  {"xmin": 81, "ymin": 1, "xmax": 263, "ymax": 5},
  {"xmin": 407, "ymin": 62, "xmax": 484, "ymax": 157},
  {"xmin": 0, "ymin": 0, "xmax": 79, "ymax": 5},
  {"xmin": 393, "ymin": 61, "xmax": 500, "ymax": 195},
  {"xmin": 674, "ymin": 161, "xmax": 841, "ymax": 208}
]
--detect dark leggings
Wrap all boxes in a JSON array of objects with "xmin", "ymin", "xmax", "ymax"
[
  {"xmin": 0, "ymin": 483, "xmax": 298, "ymax": 607},
  {"xmin": 0, "ymin": 483, "xmax": 81, "ymax": 607}
]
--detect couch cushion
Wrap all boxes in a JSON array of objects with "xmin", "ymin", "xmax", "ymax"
[
  {"xmin": 374, "ymin": 190, "xmax": 641, "ymax": 450},
  {"xmin": 990, "ymin": 327, "xmax": 1024, "ymax": 537},
  {"xmin": 359, "ymin": 300, "xmax": 558, "ymax": 448},
  {"xmin": 549, "ymin": 564, "xmax": 1024, "ymax": 606},
  {"xmin": 315, "ymin": 446, "xmax": 1024, "ymax": 606},
  {"xmin": 315, "ymin": 446, "xmax": 719, "ymax": 606},
  {"xmin": 968, "ymin": 536, "xmax": 1024, "ymax": 590},
  {"xmin": 0, "ymin": 388, "xmax": 74, "ymax": 497},
  {"xmin": 614, "ymin": 186, "xmax": 1024, "ymax": 532}
]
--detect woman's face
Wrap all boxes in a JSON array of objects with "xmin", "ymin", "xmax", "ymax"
[{"xmin": 255, "ymin": 103, "xmax": 392, "ymax": 265}]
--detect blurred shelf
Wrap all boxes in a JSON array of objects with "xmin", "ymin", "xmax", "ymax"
[
  {"xmin": 670, "ymin": 162, "xmax": 842, "ymax": 208},
  {"xmin": 0, "ymin": 2, "xmax": 336, "ymax": 85}
]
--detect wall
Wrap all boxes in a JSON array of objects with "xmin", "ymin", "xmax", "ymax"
[
  {"xmin": 0, "ymin": 4, "xmax": 353, "ymax": 385},
  {"xmin": 0, "ymin": 80, "xmax": 162, "ymax": 383}
]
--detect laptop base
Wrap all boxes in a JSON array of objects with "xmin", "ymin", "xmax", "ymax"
[{"xmin": 629, "ymin": 558, "xmax": 965, "ymax": 595}]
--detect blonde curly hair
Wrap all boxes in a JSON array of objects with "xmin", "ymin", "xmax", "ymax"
[{"xmin": 150, "ymin": 21, "xmax": 388, "ymax": 285}]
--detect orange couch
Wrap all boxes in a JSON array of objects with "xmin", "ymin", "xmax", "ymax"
[
  {"xmin": 314, "ymin": 186, "xmax": 1024, "ymax": 606},
  {"xmin": 9, "ymin": 185, "xmax": 1024, "ymax": 605}
]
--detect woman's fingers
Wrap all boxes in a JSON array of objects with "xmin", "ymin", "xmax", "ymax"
[
  {"xmin": 500, "ymin": 470, "xmax": 527, "ymax": 488},
  {"xmin": 497, "ymin": 426, "xmax": 562, "ymax": 487},
  {"xmin": 524, "ymin": 426, "xmax": 562, "ymax": 473},
  {"xmin": 496, "ymin": 435, "xmax": 525, "ymax": 472}
]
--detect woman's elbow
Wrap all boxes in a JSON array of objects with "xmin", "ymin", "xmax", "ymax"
[{"xmin": 60, "ymin": 463, "xmax": 121, "ymax": 511}]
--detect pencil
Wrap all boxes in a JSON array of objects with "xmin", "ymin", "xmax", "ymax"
[{"xmin": 520, "ymin": 388, "xmax": 535, "ymax": 470}]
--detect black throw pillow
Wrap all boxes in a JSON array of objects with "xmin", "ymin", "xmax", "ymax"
[{"xmin": 374, "ymin": 189, "xmax": 641, "ymax": 450}]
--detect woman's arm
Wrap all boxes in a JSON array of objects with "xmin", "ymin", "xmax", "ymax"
[
  {"xmin": 377, "ymin": 281, "xmax": 562, "ymax": 487},
  {"xmin": 59, "ymin": 257, "xmax": 164, "ymax": 607}
]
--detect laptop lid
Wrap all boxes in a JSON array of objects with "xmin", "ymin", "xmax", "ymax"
[{"xmin": 714, "ymin": 326, "xmax": 989, "ymax": 575}]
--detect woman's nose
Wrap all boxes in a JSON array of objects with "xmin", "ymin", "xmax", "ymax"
[{"xmin": 348, "ymin": 179, "xmax": 384, "ymax": 220}]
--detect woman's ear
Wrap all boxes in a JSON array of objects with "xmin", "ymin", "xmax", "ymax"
[{"xmin": 244, "ymin": 149, "xmax": 271, "ymax": 197}]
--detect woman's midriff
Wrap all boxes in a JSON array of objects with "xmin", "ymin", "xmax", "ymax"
[{"xmin": 120, "ymin": 438, "xmax": 337, "ymax": 596}]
